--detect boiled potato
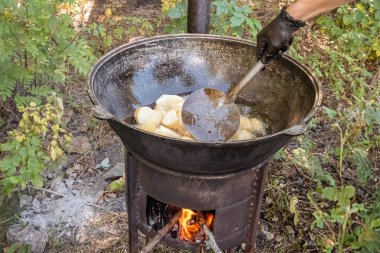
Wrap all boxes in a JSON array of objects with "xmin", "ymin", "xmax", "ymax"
[
  {"xmin": 134, "ymin": 106, "xmax": 157, "ymax": 125},
  {"xmin": 181, "ymin": 136, "xmax": 195, "ymax": 141},
  {"xmin": 155, "ymin": 95, "xmax": 184, "ymax": 111},
  {"xmin": 162, "ymin": 109, "xmax": 182, "ymax": 130},
  {"xmin": 154, "ymin": 126, "xmax": 181, "ymax": 138},
  {"xmin": 138, "ymin": 110, "xmax": 162, "ymax": 132},
  {"xmin": 153, "ymin": 105, "xmax": 167, "ymax": 118},
  {"xmin": 134, "ymin": 94, "xmax": 267, "ymax": 141},
  {"xmin": 139, "ymin": 120, "xmax": 158, "ymax": 132},
  {"xmin": 240, "ymin": 116, "xmax": 254, "ymax": 132},
  {"xmin": 250, "ymin": 118, "xmax": 266, "ymax": 135},
  {"xmin": 172, "ymin": 101, "xmax": 184, "ymax": 112},
  {"xmin": 230, "ymin": 129, "xmax": 253, "ymax": 141}
]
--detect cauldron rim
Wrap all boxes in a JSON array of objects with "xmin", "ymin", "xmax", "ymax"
[{"xmin": 88, "ymin": 34, "xmax": 322, "ymax": 145}]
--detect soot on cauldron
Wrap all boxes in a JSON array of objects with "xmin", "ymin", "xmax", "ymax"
[{"xmin": 89, "ymin": 35, "xmax": 321, "ymax": 174}]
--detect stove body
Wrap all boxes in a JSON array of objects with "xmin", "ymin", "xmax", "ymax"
[{"xmin": 126, "ymin": 152, "xmax": 269, "ymax": 252}]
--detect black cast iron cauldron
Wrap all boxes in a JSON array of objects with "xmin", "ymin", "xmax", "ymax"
[{"xmin": 88, "ymin": 34, "xmax": 322, "ymax": 175}]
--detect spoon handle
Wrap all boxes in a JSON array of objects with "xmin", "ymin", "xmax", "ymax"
[{"xmin": 226, "ymin": 61, "xmax": 266, "ymax": 103}]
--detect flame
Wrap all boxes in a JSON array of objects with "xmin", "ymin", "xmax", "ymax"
[
  {"xmin": 179, "ymin": 208, "xmax": 214, "ymax": 241},
  {"xmin": 206, "ymin": 213, "xmax": 214, "ymax": 227}
]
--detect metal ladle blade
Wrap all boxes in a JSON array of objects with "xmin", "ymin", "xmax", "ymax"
[{"xmin": 182, "ymin": 61, "xmax": 266, "ymax": 141}]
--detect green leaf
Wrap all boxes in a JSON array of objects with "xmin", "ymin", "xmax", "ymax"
[
  {"xmin": 337, "ymin": 185, "xmax": 356, "ymax": 207},
  {"xmin": 365, "ymin": 110, "xmax": 380, "ymax": 125},
  {"xmin": 315, "ymin": 165, "xmax": 336, "ymax": 186},
  {"xmin": 8, "ymin": 176, "xmax": 19, "ymax": 184},
  {"xmin": 27, "ymin": 157, "xmax": 42, "ymax": 171},
  {"xmin": 28, "ymin": 146, "xmax": 37, "ymax": 157},
  {"xmin": 312, "ymin": 210, "xmax": 324, "ymax": 229},
  {"xmin": 0, "ymin": 142, "xmax": 12, "ymax": 152},
  {"xmin": 12, "ymin": 155, "xmax": 22, "ymax": 166},
  {"xmin": 18, "ymin": 147, "xmax": 28, "ymax": 157},
  {"xmin": 374, "ymin": 0, "xmax": 380, "ymax": 10},
  {"xmin": 273, "ymin": 149, "xmax": 284, "ymax": 160},
  {"xmin": 6, "ymin": 243, "xmax": 32, "ymax": 253},
  {"xmin": 0, "ymin": 159, "xmax": 14, "ymax": 170},
  {"xmin": 168, "ymin": 6, "xmax": 185, "ymax": 19},
  {"xmin": 322, "ymin": 187, "xmax": 336, "ymax": 201},
  {"xmin": 213, "ymin": 1, "xmax": 228, "ymax": 15},
  {"xmin": 107, "ymin": 177, "xmax": 125, "ymax": 192},
  {"xmin": 30, "ymin": 175, "xmax": 44, "ymax": 188},
  {"xmin": 330, "ymin": 207, "xmax": 345, "ymax": 224},
  {"xmin": 350, "ymin": 203, "xmax": 365, "ymax": 213},
  {"xmin": 343, "ymin": 14, "xmax": 353, "ymax": 25},
  {"xmin": 351, "ymin": 148, "xmax": 372, "ymax": 185},
  {"xmin": 370, "ymin": 218, "xmax": 380, "ymax": 229},
  {"xmin": 323, "ymin": 106, "xmax": 337, "ymax": 120},
  {"xmin": 230, "ymin": 16, "xmax": 244, "ymax": 27}
]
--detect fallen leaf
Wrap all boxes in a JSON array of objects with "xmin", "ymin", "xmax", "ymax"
[
  {"xmin": 105, "ymin": 8, "xmax": 112, "ymax": 18},
  {"xmin": 96, "ymin": 190, "xmax": 106, "ymax": 204},
  {"xmin": 289, "ymin": 195, "xmax": 299, "ymax": 225},
  {"xmin": 114, "ymin": 16, "xmax": 122, "ymax": 22},
  {"xmin": 98, "ymin": 15, "xmax": 106, "ymax": 22},
  {"xmin": 105, "ymin": 192, "xmax": 117, "ymax": 199}
]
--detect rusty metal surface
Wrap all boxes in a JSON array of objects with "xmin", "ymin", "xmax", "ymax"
[
  {"xmin": 126, "ymin": 153, "xmax": 139, "ymax": 253},
  {"xmin": 88, "ymin": 34, "xmax": 322, "ymax": 174},
  {"xmin": 136, "ymin": 150, "xmax": 268, "ymax": 209},
  {"xmin": 126, "ymin": 153, "xmax": 270, "ymax": 251},
  {"xmin": 245, "ymin": 164, "xmax": 269, "ymax": 252}
]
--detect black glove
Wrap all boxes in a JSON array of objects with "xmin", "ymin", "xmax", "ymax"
[{"xmin": 256, "ymin": 8, "xmax": 306, "ymax": 64}]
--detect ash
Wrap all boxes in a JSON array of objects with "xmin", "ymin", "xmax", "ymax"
[
  {"xmin": 19, "ymin": 180, "xmax": 96, "ymax": 239},
  {"xmin": 16, "ymin": 174, "xmax": 126, "ymax": 244}
]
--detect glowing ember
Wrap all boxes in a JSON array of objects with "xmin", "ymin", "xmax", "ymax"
[{"xmin": 179, "ymin": 208, "xmax": 214, "ymax": 241}]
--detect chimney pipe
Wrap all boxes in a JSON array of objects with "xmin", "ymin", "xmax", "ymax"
[{"xmin": 187, "ymin": 0, "xmax": 211, "ymax": 33}]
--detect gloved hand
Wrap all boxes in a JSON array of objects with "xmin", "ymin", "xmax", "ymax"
[{"xmin": 256, "ymin": 8, "xmax": 306, "ymax": 64}]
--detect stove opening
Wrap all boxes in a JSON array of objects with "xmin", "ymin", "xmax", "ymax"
[{"xmin": 146, "ymin": 196, "xmax": 215, "ymax": 242}]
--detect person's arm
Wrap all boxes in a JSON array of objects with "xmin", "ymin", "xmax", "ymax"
[
  {"xmin": 287, "ymin": 0, "xmax": 353, "ymax": 21},
  {"xmin": 256, "ymin": 0, "xmax": 354, "ymax": 63}
]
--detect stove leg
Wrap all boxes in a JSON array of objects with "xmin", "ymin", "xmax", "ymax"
[
  {"xmin": 245, "ymin": 165, "xmax": 269, "ymax": 253},
  {"xmin": 126, "ymin": 152, "xmax": 139, "ymax": 253}
]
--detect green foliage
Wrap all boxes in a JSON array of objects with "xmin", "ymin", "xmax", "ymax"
[
  {"xmin": 351, "ymin": 148, "xmax": 372, "ymax": 185},
  {"xmin": 6, "ymin": 243, "xmax": 32, "ymax": 253},
  {"xmin": 164, "ymin": 0, "xmax": 262, "ymax": 39},
  {"xmin": 316, "ymin": 0, "xmax": 380, "ymax": 60},
  {"xmin": 0, "ymin": 0, "xmax": 95, "ymax": 104},
  {"xmin": 308, "ymin": 186, "xmax": 366, "ymax": 253},
  {"xmin": 0, "ymin": 94, "xmax": 72, "ymax": 198},
  {"xmin": 287, "ymin": 2, "xmax": 380, "ymax": 252},
  {"xmin": 107, "ymin": 177, "xmax": 125, "ymax": 192},
  {"xmin": 350, "ymin": 191, "xmax": 380, "ymax": 252},
  {"xmin": 84, "ymin": 12, "xmax": 155, "ymax": 53},
  {"xmin": 165, "ymin": 0, "xmax": 187, "ymax": 33},
  {"xmin": 290, "ymin": 138, "xmax": 335, "ymax": 187}
]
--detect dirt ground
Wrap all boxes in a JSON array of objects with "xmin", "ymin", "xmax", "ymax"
[{"xmin": 1, "ymin": 0, "xmax": 377, "ymax": 252}]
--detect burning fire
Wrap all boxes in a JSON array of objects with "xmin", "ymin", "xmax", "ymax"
[{"xmin": 179, "ymin": 208, "xmax": 214, "ymax": 241}]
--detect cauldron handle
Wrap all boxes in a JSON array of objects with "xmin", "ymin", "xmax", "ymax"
[
  {"xmin": 91, "ymin": 105, "xmax": 113, "ymax": 120},
  {"xmin": 187, "ymin": 0, "xmax": 211, "ymax": 33},
  {"xmin": 284, "ymin": 123, "xmax": 308, "ymax": 136}
]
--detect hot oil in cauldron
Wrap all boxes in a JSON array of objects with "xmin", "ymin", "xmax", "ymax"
[{"xmin": 235, "ymin": 98, "xmax": 273, "ymax": 136}]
